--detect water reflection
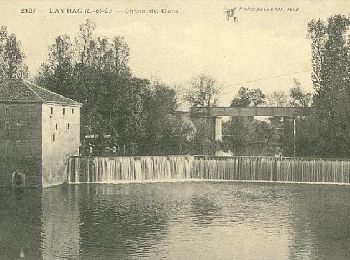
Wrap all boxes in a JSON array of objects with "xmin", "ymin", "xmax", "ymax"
[
  {"xmin": 287, "ymin": 185, "xmax": 350, "ymax": 259},
  {"xmin": 0, "ymin": 188, "xmax": 42, "ymax": 259},
  {"xmin": 41, "ymin": 185, "xmax": 80, "ymax": 259},
  {"xmin": 77, "ymin": 184, "xmax": 169, "ymax": 258},
  {"xmin": 1, "ymin": 182, "xmax": 350, "ymax": 259},
  {"xmin": 191, "ymin": 195, "xmax": 222, "ymax": 225}
]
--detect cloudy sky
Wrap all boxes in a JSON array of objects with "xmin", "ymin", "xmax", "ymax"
[{"xmin": 1, "ymin": 0, "xmax": 350, "ymax": 105}]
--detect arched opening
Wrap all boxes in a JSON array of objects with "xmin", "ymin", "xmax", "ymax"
[{"xmin": 12, "ymin": 171, "xmax": 25, "ymax": 187}]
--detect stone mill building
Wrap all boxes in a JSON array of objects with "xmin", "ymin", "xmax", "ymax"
[{"xmin": 0, "ymin": 79, "xmax": 81, "ymax": 187}]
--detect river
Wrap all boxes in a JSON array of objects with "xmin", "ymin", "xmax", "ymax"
[{"xmin": 1, "ymin": 181, "xmax": 350, "ymax": 259}]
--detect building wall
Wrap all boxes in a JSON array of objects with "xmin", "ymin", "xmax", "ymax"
[
  {"xmin": 0, "ymin": 103, "xmax": 42, "ymax": 187},
  {"xmin": 42, "ymin": 103, "xmax": 80, "ymax": 187}
]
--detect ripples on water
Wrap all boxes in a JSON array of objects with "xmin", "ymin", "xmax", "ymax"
[{"xmin": 1, "ymin": 182, "xmax": 350, "ymax": 259}]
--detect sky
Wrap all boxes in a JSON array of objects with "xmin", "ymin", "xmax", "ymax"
[{"xmin": 1, "ymin": 0, "xmax": 350, "ymax": 105}]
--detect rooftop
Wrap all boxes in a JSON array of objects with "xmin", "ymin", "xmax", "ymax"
[{"xmin": 0, "ymin": 79, "xmax": 81, "ymax": 106}]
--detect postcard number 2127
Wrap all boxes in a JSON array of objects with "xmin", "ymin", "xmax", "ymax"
[{"xmin": 21, "ymin": 8, "xmax": 36, "ymax": 14}]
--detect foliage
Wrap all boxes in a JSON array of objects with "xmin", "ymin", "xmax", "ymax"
[
  {"xmin": 37, "ymin": 19, "xmax": 193, "ymax": 155},
  {"xmin": 139, "ymin": 82, "xmax": 196, "ymax": 154},
  {"xmin": 307, "ymin": 15, "xmax": 350, "ymax": 157},
  {"xmin": 231, "ymin": 87, "xmax": 266, "ymax": 107},
  {"xmin": 183, "ymin": 74, "xmax": 223, "ymax": 154},
  {"xmin": 158, "ymin": 113, "xmax": 196, "ymax": 154},
  {"xmin": 184, "ymin": 74, "xmax": 222, "ymax": 108},
  {"xmin": 191, "ymin": 117, "xmax": 218, "ymax": 155},
  {"xmin": 0, "ymin": 26, "xmax": 28, "ymax": 79},
  {"xmin": 223, "ymin": 87, "xmax": 272, "ymax": 155},
  {"xmin": 225, "ymin": 83, "xmax": 313, "ymax": 156},
  {"xmin": 222, "ymin": 117, "xmax": 272, "ymax": 155},
  {"xmin": 267, "ymin": 90, "xmax": 289, "ymax": 107},
  {"xmin": 289, "ymin": 79, "xmax": 312, "ymax": 107}
]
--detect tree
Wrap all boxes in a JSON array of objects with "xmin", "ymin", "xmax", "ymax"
[
  {"xmin": 230, "ymin": 87, "xmax": 265, "ymax": 107},
  {"xmin": 223, "ymin": 87, "xmax": 272, "ymax": 155},
  {"xmin": 183, "ymin": 74, "xmax": 222, "ymax": 154},
  {"xmin": 37, "ymin": 20, "xmax": 143, "ymax": 152},
  {"xmin": 37, "ymin": 19, "xmax": 195, "ymax": 155},
  {"xmin": 184, "ymin": 74, "xmax": 222, "ymax": 108},
  {"xmin": 307, "ymin": 15, "xmax": 350, "ymax": 157},
  {"xmin": 112, "ymin": 36, "xmax": 130, "ymax": 76},
  {"xmin": 222, "ymin": 116, "xmax": 272, "ymax": 155},
  {"xmin": 158, "ymin": 114, "xmax": 196, "ymax": 154},
  {"xmin": 269, "ymin": 92, "xmax": 286, "ymax": 107},
  {"xmin": 191, "ymin": 117, "xmax": 216, "ymax": 154},
  {"xmin": 289, "ymin": 78, "xmax": 311, "ymax": 107},
  {"xmin": 138, "ymin": 81, "xmax": 197, "ymax": 154},
  {"xmin": 0, "ymin": 26, "xmax": 28, "ymax": 79},
  {"xmin": 266, "ymin": 80, "xmax": 312, "ymax": 156},
  {"xmin": 37, "ymin": 19, "xmax": 131, "ymax": 94},
  {"xmin": 267, "ymin": 90, "xmax": 289, "ymax": 107},
  {"xmin": 76, "ymin": 19, "xmax": 96, "ymax": 65}
]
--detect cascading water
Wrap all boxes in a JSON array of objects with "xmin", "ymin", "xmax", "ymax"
[
  {"xmin": 67, "ymin": 156, "xmax": 350, "ymax": 184},
  {"xmin": 191, "ymin": 156, "xmax": 350, "ymax": 184},
  {"xmin": 67, "ymin": 156, "xmax": 193, "ymax": 183}
]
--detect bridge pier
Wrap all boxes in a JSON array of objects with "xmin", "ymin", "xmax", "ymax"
[
  {"xmin": 213, "ymin": 116, "xmax": 223, "ymax": 142},
  {"xmin": 190, "ymin": 107, "xmax": 308, "ymax": 150}
]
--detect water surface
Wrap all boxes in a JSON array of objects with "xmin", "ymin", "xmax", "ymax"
[{"xmin": 1, "ymin": 182, "xmax": 350, "ymax": 259}]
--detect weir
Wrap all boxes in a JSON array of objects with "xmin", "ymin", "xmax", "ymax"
[
  {"xmin": 67, "ymin": 156, "xmax": 193, "ymax": 183},
  {"xmin": 67, "ymin": 156, "xmax": 350, "ymax": 185}
]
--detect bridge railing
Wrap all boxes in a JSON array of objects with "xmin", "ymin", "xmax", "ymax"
[{"xmin": 190, "ymin": 106, "xmax": 311, "ymax": 117}]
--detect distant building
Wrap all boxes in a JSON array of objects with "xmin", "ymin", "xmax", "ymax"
[{"xmin": 0, "ymin": 79, "xmax": 81, "ymax": 187}]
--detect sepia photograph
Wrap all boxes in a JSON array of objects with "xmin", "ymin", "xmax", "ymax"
[{"xmin": 1, "ymin": 0, "xmax": 350, "ymax": 259}]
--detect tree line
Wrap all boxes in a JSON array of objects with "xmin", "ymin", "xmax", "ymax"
[{"xmin": 2, "ymin": 15, "xmax": 350, "ymax": 158}]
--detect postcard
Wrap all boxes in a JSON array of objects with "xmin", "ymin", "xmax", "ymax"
[{"xmin": 1, "ymin": 0, "xmax": 350, "ymax": 259}]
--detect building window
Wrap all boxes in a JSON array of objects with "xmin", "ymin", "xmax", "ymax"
[
  {"xmin": 55, "ymin": 123, "xmax": 58, "ymax": 130},
  {"xmin": 52, "ymin": 134, "xmax": 55, "ymax": 142},
  {"xmin": 63, "ymin": 108, "xmax": 65, "ymax": 115},
  {"xmin": 67, "ymin": 123, "xmax": 70, "ymax": 130},
  {"xmin": 50, "ymin": 107, "xmax": 53, "ymax": 115},
  {"xmin": 72, "ymin": 108, "xmax": 74, "ymax": 114},
  {"xmin": 5, "ymin": 107, "xmax": 8, "ymax": 115}
]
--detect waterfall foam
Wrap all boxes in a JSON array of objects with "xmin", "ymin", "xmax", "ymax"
[
  {"xmin": 67, "ymin": 156, "xmax": 350, "ymax": 185},
  {"xmin": 67, "ymin": 156, "xmax": 193, "ymax": 183}
]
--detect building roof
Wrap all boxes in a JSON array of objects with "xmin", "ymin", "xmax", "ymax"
[{"xmin": 0, "ymin": 79, "xmax": 81, "ymax": 106}]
